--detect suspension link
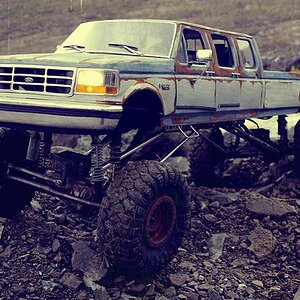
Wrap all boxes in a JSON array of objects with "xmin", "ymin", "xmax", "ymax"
[
  {"xmin": 277, "ymin": 115, "xmax": 288, "ymax": 146},
  {"xmin": 110, "ymin": 133, "xmax": 122, "ymax": 171}
]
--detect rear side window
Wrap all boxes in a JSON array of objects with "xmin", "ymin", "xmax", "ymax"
[
  {"xmin": 237, "ymin": 39, "xmax": 256, "ymax": 69},
  {"xmin": 211, "ymin": 34, "xmax": 234, "ymax": 68}
]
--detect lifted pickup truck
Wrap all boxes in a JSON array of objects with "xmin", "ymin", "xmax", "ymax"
[{"xmin": 0, "ymin": 19, "xmax": 299, "ymax": 273}]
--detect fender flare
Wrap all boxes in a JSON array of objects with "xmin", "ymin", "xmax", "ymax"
[{"xmin": 122, "ymin": 82, "xmax": 166, "ymax": 115}]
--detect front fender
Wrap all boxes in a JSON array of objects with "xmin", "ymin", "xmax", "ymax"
[{"xmin": 120, "ymin": 77, "xmax": 176, "ymax": 115}]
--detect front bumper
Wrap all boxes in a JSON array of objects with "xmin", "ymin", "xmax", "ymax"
[{"xmin": 0, "ymin": 94, "xmax": 122, "ymax": 133}]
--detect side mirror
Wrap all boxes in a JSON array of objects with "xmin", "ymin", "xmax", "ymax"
[{"xmin": 196, "ymin": 49, "xmax": 213, "ymax": 63}]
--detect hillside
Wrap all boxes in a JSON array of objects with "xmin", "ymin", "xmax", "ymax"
[{"xmin": 0, "ymin": 0, "xmax": 299, "ymax": 70}]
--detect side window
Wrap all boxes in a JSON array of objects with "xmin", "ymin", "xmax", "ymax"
[
  {"xmin": 237, "ymin": 39, "xmax": 256, "ymax": 69},
  {"xmin": 211, "ymin": 34, "xmax": 234, "ymax": 68},
  {"xmin": 178, "ymin": 28, "xmax": 205, "ymax": 63}
]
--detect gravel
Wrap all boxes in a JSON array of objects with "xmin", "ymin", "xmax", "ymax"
[{"xmin": 0, "ymin": 155, "xmax": 299, "ymax": 299}]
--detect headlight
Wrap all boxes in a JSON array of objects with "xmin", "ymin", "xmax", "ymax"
[{"xmin": 75, "ymin": 69, "xmax": 118, "ymax": 95}]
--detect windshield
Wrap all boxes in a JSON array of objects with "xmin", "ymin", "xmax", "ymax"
[{"xmin": 56, "ymin": 20, "xmax": 176, "ymax": 57}]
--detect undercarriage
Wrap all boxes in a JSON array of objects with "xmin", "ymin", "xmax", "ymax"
[{"xmin": 0, "ymin": 115, "xmax": 298, "ymax": 272}]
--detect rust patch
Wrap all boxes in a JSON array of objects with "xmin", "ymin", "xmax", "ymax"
[
  {"xmin": 211, "ymin": 114, "xmax": 225, "ymax": 122},
  {"xmin": 239, "ymin": 110, "xmax": 257, "ymax": 117},
  {"xmin": 172, "ymin": 117, "xmax": 188, "ymax": 124},
  {"xmin": 250, "ymin": 81, "xmax": 260, "ymax": 86}
]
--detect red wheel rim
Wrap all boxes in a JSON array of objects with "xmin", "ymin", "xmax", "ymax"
[{"xmin": 144, "ymin": 195, "xmax": 176, "ymax": 248}]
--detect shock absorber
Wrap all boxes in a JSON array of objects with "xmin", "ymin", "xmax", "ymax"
[
  {"xmin": 38, "ymin": 132, "xmax": 53, "ymax": 170},
  {"xmin": 90, "ymin": 136, "xmax": 105, "ymax": 197},
  {"xmin": 26, "ymin": 131, "xmax": 41, "ymax": 162}
]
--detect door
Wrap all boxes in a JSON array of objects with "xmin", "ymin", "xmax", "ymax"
[
  {"xmin": 236, "ymin": 38, "xmax": 263, "ymax": 109},
  {"xmin": 175, "ymin": 27, "xmax": 215, "ymax": 114},
  {"xmin": 209, "ymin": 33, "xmax": 241, "ymax": 111}
]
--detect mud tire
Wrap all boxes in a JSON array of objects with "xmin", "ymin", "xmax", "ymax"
[
  {"xmin": 188, "ymin": 128, "xmax": 224, "ymax": 186},
  {"xmin": 0, "ymin": 129, "xmax": 35, "ymax": 218},
  {"xmin": 294, "ymin": 120, "xmax": 300, "ymax": 175},
  {"xmin": 97, "ymin": 160, "xmax": 190, "ymax": 273}
]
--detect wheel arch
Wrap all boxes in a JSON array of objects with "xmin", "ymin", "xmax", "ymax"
[{"xmin": 120, "ymin": 85, "xmax": 165, "ymax": 130}]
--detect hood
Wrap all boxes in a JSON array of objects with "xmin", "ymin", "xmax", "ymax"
[{"xmin": 0, "ymin": 52, "xmax": 175, "ymax": 74}]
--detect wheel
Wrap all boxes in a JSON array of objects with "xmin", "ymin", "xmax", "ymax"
[
  {"xmin": 294, "ymin": 120, "xmax": 300, "ymax": 175},
  {"xmin": 0, "ymin": 128, "xmax": 35, "ymax": 218},
  {"xmin": 97, "ymin": 160, "xmax": 190, "ymax": 273},
  {"xmin": 188, "ymin": 128, "xmax": 224, "ymax": 186}
]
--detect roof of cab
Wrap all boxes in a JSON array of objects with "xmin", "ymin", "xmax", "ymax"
[{"xmin": 84, "ymin": 19, "xmax": 253, "ymax": 39}]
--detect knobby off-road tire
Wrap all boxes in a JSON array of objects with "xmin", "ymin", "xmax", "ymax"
[
  {"xmin": 294, "ymin": 120, "xmax": 300, "ymax": 175},
  {"xmin": 0, "ymin": 129, "xmax": 35, "ymax": 218},
  {"xmin": 188, "ymin": 128, "xmax": 224, "ymax": 186},
  {"xmin": 97, "ymin": 160, "xmax": 190, "ymax": 273}
]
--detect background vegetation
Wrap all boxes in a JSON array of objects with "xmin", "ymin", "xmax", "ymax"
[{"xmin": 0, "ymin": 0, "xmax": 299, "ymax": 69}]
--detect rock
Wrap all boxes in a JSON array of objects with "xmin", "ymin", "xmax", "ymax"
[
  {"xmin": 209, "ymin": 192, "xmax": 237, "ymax": 205},
  {"xmin": 77, "ymin": 290, "xmax": 90, "ymax": 300},
  {"xmin": 252, "ymin": 279, "xmax": 264, "ymax": 288},
  {"xmin": 209, "ymin": 201, "xmax": 220, "ymax": 208},
  {"xmin": 164, "ymin": 286, "xmax": 176, "ymax": 298},
  {"xmin": 169, "ymin": 274, "xmax": 189, "ymax": 286},
  {"xmin": 92, "ymin": 285, "xmax": 111, "ymax": 300},
  {"xmin": 294, "ymin": 286, "xmax": 300, "ymax": 300},
  {"xmin": 42, "ymin": 280, "xmax": 57, "ymax": 292},
  {"xmin": 204, "ymin": 214, "xmax": 218, "ymax": 223},
  {"xmin": 208, "ymin": 288, "xmax": 221, "ymax": 300},
  {"xmin": 203, "ymin": 260, "xmax": 214, "ymax": 269},
  {"xmin": 182, "ymin": 292, "xmax": 199, "ymax": 300},
  {"xmin": 72, "ymin": 241, "xmax": 107, "ymax": 281},
  {"xmin": 245, "ymin": 193, "xmax": 297, "ymax": 217},
  {"xmin": 52, "ymin": 239, "xmax": 60, "ymax": 252},
  {"xmin": 198, "ymin": 283, "xmax": 215, "ymax": 290},
  {"xmin": 237, "ymin": 283, "xmax": 247, "ymax": 291},
  {"xmin": 296, "ymin": 240, "xmax": 300, "ymax": 257},
  {"xmin": 83, "ymin": 276, "xmax": 102, "ymax": 291},
  {"xmin": 0, "ymin": 246, "xmax": 12, "ymax": 258},
  {"xmin": 168, "ymin": 157, "xmax": 189, "ymax": 174},
  {"xmin": 0, "ymin": 217, "xmax": 7, "ymax": 223},
  {"xmin": 31, "ymin": 199, "xmax": 43, "ymax": 212},
  {"xmin": 178, "ymin": 261, "xmax": 196, "ymax": 271},
  {"xmin": 60, "ymin": 272, "xmax": 82, "ymax": 290},
  {"xmin": 248, "ymin": 227, "xmax": 277, "ymax": 258},
  {"xmin": 0, "ymin": 224, "xmax": 4, "ymax": 240},
  {"xmin": 246, "ymin": 287, "xmax": 256, "ymax": 295},
  {"xmin": 231, "ymin": 258, "xmax": 249, "ymax": 268},
  {"xmin": 129, "ymin": 283, "xmax": 146, "ymax": 295},
  {"xmin": 145, "ymin": 284, "xmax": 155, "ymax": 297},
  {"xmin": 227, "ymin": 291, "xmax": 238, "ymax": 299},
  {"xmin": 208, "ymin": 233, "xmax": 227, "ymax": 261},
  {"xmin": 155, "ymin": 296, "xmax": 168, "ymax": 300}
]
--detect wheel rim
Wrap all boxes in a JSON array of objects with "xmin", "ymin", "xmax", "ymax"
[{"xmin": 144, "ymin": 195, "xmax": 176, "ymax": 249}]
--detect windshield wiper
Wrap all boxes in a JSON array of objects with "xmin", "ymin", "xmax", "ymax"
[
  {"xmin": 63, "ymin": 45, "xmax": 86, "ymax": 52},
  {"xmin": 108, "ymin": 43, "xmax": 143, "ymax": 56}
]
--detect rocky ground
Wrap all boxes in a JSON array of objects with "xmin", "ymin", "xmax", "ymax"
[{"xmin": 0, "ymin": 150, "xmax": 299, "ymax": 299}]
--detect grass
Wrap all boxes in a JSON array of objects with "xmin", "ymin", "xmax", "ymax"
[{"xmin": 0, "ymin": 0, "xmax": 298, "ymax": 69}]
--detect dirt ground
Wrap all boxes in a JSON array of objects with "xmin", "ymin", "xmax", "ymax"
[{"xmin": 0, "ymin": 153, "xmax": 299, "ymax": 300}]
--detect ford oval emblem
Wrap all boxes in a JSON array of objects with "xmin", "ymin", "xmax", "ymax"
[{"xmin": 24, "ymin": 77, "xmax": 34, "ymax": 83}]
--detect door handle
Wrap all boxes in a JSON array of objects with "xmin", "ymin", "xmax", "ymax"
[
  {"xmin": 205, "ymin": 71, "xmax": 215, "ymax": 76},
  {"xmin": 232, "ymin": 73, "xmax": 240, "ymax": 78}
]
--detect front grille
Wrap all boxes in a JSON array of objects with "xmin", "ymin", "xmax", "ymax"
[{"xmin": 0, "ymin": 65, "xmax": 76, "ymax": 95}]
